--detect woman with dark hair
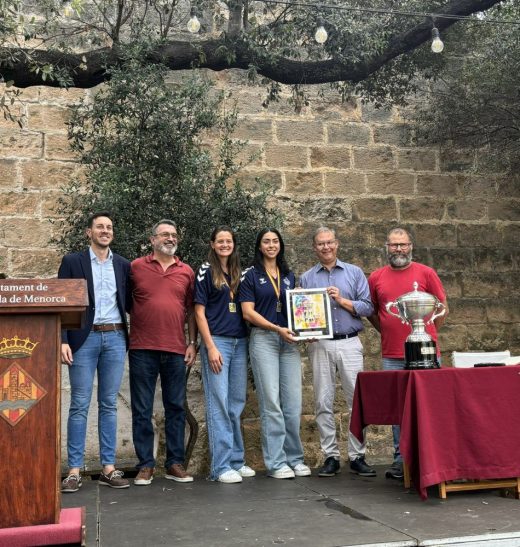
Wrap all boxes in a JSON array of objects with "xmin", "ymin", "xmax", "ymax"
[
  {"xmin": 194, "ymin": 226, "xmax": 255, "ymax": 483},
  {"xmin": 238, "ymin": 228, "xmax": 310, "ymax": 479}
]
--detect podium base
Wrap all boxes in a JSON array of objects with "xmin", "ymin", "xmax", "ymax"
[{"xmin": 0, "ymin": 508, "xmax": 85, "ymax": 547}]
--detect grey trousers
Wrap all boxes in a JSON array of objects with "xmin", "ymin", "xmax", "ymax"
[{"xmin": 308, "ymin": 336, "xmax": 366, "ymax": 461}]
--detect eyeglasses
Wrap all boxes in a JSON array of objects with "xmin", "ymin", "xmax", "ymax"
[
  {"xmin": 154, "ymin": 232, "xmax": 179, "ymax": 240},
  {"xmin": 386, "ymin": 243, "xmax": 411, "ymax": 250},
  {"xmin": 315, "ymin": 240, "xmax": 337, "ymax": 249}
]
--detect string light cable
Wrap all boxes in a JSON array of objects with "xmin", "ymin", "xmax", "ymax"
[
  {"xmin": 185, "ymin": 0, "xmax": 520, "ymax": 49},
  {"xmin": 254, "ymin": 1, "xmax": 520, "ymax": 48},
  {"xmin": 255, "ymin": 0, "xmax": 520, "ymax": 26}
]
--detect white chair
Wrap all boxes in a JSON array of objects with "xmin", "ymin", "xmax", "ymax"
[{"xmin": 451, "ymin": 350, "xmax": 511, "ymax": 368}]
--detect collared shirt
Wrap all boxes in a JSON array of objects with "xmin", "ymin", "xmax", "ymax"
[
  {"xmin": 90, "ymin": 247, "xmax": 122, "ymax": 325},
  {"xmin": 300, "ymin": 259, "xmax": 373, "ymax": 335},
  {"xmin": 238, "ymin": 266, "xmax": 295, "ymax": 328},
  {"xmin": 194, "ymin": 263, "xmax": 247, "ymax": 338},
  {"xmin": 130, "ymin": 253, "xmax": 194, "ymax": 354}
]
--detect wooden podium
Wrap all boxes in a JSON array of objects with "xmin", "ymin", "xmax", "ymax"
[{"xmin": 0, "ymin": 279, "xmax": 87, "ymax": 529}]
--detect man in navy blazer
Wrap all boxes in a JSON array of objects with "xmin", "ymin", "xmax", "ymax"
[{"xmin": 58, "ymin": 211, "xmax": 131, "ymax": 492}]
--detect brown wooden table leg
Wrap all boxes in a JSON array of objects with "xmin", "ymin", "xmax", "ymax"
[{"xmin": 403, "ymin": 462, "xmax": 411, "ymax": 489}]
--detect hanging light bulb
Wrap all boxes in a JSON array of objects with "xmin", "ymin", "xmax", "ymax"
[
  {"xmin": 63, "ymin": 0, "xmax": 74, "ymax": 17},
  {"xmin": 314, "ymin": 20, "xmax": 328, "ymax": 44},
  {"xmin": 187, "ymin": 8, "xmax": 201, "ymax": 33},
  {"xmin": 431, "ymin": 27, "xmax": 444, "ymax": 53}
]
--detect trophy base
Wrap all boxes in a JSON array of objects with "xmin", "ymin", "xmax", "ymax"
[{"xmin": 405, "ymin": 341, "xmax": 440, "ymax": 370}]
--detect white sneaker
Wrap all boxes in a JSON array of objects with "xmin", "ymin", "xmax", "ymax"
[
  {"xmin": 237, "ymin": 465, "xmax": 256, "ymax": 478},
  {"xmin": 293, "ymin": 463, "xmax": 311, "ymax": 477},
  {"xmin": 269, "ymin": 465, "xmax": 295, "ymax": 479},
  {"xmin": 217, "ymin": 470, "xmax": 243, "ymax": 484}
]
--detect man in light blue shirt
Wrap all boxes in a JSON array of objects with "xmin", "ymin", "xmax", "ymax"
[
  {"xmin": 300, "ymin": 226, "xmax": 375, "ymax": 478},
  {"xmin": 91, "ymin": 248, "xmax": 122, "ymax": 326},
  {"xmin": 59, "ymin": 212, "xmax": 131, "ymax": 492}
]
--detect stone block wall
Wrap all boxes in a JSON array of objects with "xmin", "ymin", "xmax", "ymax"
[{"xmin": 1, "ymin": 70, "xmax": 519, "ymax": 474}]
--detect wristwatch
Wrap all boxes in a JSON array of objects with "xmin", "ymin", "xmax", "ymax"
[{"xmin": 189, "ymin": 340, "xmax": 199, "ymax": 351}]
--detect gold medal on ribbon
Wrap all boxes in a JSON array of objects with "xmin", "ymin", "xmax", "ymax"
[
  {"xmin": 222, "ymin": 273, "xmax": 237, "ymax": 314},
  {"xmin": 266, "ymin": 267, "xmax": 282, "ymax": 314}
]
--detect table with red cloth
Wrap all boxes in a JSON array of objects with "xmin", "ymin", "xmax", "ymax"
[{"xmin": 350, "ymin": 366, "xmax": 520, "ymax": 500}]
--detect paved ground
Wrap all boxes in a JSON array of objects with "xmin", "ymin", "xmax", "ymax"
[{"xmin": 62, "ymin": 466, "xmax": 520, "ymax": 547}]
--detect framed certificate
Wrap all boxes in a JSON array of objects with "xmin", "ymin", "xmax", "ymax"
[{"xmin": 286, "ymin": 288, "xmax": 333, "ymax": 340}]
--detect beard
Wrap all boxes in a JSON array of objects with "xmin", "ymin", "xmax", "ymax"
[
  {"xmin": 387, "ymin": 250, "xmax": 412, "ymax": 268},
  {"xmin": 156, "ymin": 242, "xmax": 177, "ymax": 256}
]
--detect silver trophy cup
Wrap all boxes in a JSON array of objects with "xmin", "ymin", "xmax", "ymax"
[{"xmin": 385, "ymin": 282, "xmax": 446, "ymax": 369}]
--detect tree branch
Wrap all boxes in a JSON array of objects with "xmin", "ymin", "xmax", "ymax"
[{"xmin": 0, "ymin": 0, "xmax": 504, "ymax": 88}]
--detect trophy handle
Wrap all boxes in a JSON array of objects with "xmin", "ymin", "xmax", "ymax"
[
  {"xmin": 427, "ymin": 301, "xmax": 446, "ymax": 324},
  {"xmin": 385, "ymin": 301, "xmax": 406, "ymax": 324}
]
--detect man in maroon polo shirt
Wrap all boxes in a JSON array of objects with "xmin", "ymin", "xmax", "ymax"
[{"xmin": 129, "ymin": 219, "xmax": 198, "ymax": 486}]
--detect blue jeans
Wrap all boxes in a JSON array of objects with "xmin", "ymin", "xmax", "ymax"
[
  {"xmin": 249, "ymin": 328, "xmax": 304, "ymax": 472},
  {"xmin": 200, "ymin": 336, "xmax": 248, "ymax": 479},
  {"xmin": 67, "ymin": 330, "xmax": 126, "ymax": 468},
  {"xmin": 129, "ymin": 350, "xmax": 186, "ymax": 469},
  {"xmin": 382, "ymin": 358, "xmax": 405, "ymax": 463}
]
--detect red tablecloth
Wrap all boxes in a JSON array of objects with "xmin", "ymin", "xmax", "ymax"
[{"xmin": 350, "ymin": 367, "xmax": 520, "ymax": 499}]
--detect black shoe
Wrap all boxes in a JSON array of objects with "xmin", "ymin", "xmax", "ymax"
[
  {"xmin": 349, "ymin": 457, "xmax": 376, "ymax": 477},
  {"xmin": 385, "ymin": 461, "xmax": 404, "ymax": 480},
  {"xmin": 318, "ymin": 457, "xmax": 341, "ymax": 477}
]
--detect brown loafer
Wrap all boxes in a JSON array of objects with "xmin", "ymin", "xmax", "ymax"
[{"xmin": 98, "ymin": 469, "xmax": 130, "ymax": 489}]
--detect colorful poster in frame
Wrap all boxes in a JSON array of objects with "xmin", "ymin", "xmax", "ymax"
[{"xmin": 286, "ymin": 288, "xmax": 333, "ymax": 340}]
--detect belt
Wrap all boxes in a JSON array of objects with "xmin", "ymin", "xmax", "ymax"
[
  {"xmin": 93, "ymin": 323, "xmax": 124, "ymax": 332},
  {"xmin": 333, "ymin": 331, "xmax": 359, "ymax": 340}
]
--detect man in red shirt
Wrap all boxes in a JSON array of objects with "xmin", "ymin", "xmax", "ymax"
[
  {"xmin": 129, "ymin": 219, "xmax": 198, "ymax": 486},
  {"xmin": 368, "ymin": 227, "xmax": 448, "ymax": 480}
]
